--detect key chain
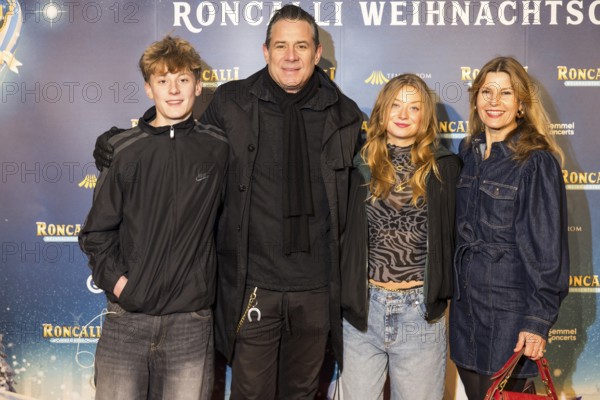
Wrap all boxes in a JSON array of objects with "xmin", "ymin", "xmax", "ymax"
[
  {"xmin": 248, "ymin": 301, "xmax": 261, "ymax": 322},
  {"xmin": 236, "ymin": 287, "xmax": 260, "ymax": 333}
]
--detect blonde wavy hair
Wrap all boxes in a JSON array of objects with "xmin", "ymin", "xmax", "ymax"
[
  {"xmin": 468, "ymin": 56, "xmax": 564, "ymax": 164},
  {"xmin": 139, "ymin": 35, "xmax": 202, "ymax": 83},
  {"xmin": 361, "ymin": 74, "xmax": 440, "ymax": 205}
]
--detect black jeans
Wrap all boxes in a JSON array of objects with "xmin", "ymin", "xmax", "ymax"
[{"xmin": 230, "ymin": 286, "xmax": 330, "ymax": 400}]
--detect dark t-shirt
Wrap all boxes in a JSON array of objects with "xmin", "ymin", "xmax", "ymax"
[{"xmin": 246, "ymin": 99, "xmax": 331, "ymax": 291}]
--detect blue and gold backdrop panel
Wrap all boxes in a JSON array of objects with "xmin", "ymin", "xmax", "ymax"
[{"xmin": 1, "ymin": 1, "xmax": 599, "ymax": 399}]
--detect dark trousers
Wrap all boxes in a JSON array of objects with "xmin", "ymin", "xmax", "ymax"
[
  {"xmin": 230, "ymin": 286, "xmax": 330, "ymax": 400},
  {"xmin": 457, "ymin": 366, "xmax": 528, "ymax": 400}
]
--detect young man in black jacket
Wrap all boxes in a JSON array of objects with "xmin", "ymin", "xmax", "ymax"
[{"xmin": 79, "ymin": 36, "xmax": 228, "ymax": 400}]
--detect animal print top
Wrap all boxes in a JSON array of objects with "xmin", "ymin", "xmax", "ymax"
[{"xmin": 367, "ymin": 144, "xmax": 427, "ymax": 283}]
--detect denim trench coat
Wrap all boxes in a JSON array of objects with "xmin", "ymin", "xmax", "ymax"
[{"xmin": 449, "ymin": 132, "xmax": 569, "ymax": 377}]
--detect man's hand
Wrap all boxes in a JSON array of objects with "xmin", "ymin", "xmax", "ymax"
[
  {"xmin": 93, "ymin": 126, "xmax": 124, "ymax": 171},
  {"xmin": 113, "ymin": 275, "xmax": 128, "ymax": 299},
  {"xmin": 514, "ymin": 331, "xmax": 547, "ymax": 361}
]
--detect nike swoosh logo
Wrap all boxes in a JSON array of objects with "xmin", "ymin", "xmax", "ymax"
[{"xmin": 196, "ymin": 173, "xmax": 210, "ymax": 182}]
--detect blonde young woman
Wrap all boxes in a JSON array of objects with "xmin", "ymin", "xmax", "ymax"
[
  {"xmin": 340, "ymin": 74, "xmax": 461, "ymax": 399},
  {"xmin": 450, "ymin": 57, "xmax": 569, "ymax": 399}
]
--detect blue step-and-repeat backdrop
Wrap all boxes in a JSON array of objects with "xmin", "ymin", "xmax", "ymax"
[{"xmin": 1, "ymin": 1, "xmax": 599, "ymax": 399}]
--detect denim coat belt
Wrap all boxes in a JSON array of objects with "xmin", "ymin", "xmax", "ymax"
[{"xmin": 453, "ymin": 221, "xmax": 506, "ymax": 301}]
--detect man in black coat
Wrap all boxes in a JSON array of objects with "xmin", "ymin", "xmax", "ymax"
[{"xmin": 202, "ymin": 6, "xmax": 362, "ymax": 398}]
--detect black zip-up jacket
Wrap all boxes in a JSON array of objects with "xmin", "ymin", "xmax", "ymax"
[
  {"xmin": 79, "ymin": 107, "xmax": 229, "ymax": 315},
  {"xmin": 341, "ymin": 145, "xmax": 461, "ymax": 330}
]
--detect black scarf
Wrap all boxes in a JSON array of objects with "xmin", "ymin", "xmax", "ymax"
[{"xmin": 263, "ymin": 68, "xmax": 320, "ymax": 254}]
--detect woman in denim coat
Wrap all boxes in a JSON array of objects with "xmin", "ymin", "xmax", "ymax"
[{"xmin": 450, "ymin": 57, "xmax": 569, "ymax": 399}]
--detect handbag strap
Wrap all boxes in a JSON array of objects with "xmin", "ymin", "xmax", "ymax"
[
  {"xmin": 484, "ymin": 349, "xmax": 559, "ymax": 400},
  {"xmin": 491, "ymin": 348, "xmax": 525, "ymax": 380},
  {"xmin": 485, "ymin": 349, "xmax": 525, "ymax": 399},
  {"xmin": 536, "ymin": 357, "xmax": 558, "ymax": 398}
]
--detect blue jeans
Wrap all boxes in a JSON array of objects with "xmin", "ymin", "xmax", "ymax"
[
  {"xmin": 94, "ymin": 301, "xmax": 214, "ymax": 400},
  {"xmin": 341, "ymin": 286, "xmax": 447, "ymax": 400}
]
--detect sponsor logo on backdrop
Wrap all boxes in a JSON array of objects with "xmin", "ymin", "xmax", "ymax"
[
  {"xmin": 1, "ymin": 222, "xmax": 83, "ymax": 264},
  {"xmin": 562, "ymin": 169, "xmax": 600, "ymax": 190},
  {"xmin": 322, "ymin": 67, "xmax": 336, "ymax": 81},
  {"xmin": 460, "ymin": 66, "xmax": 479, "ymax": 86},
  {"xmin": 569, "ymin": 275, "xmax": 600, "ymax": 293},
  {"xmin": 42, "ymin": 323, "xmax": 101, "ymax": 343},
  {"xmin": 364, "ymin": 70, "xmax": 432, "ymax": 85},
  {"xmin": 357, "ymin": 1, "xmax": 600, "ymax": 26},
  {"xmin": 78, "ymin": 173, "xmax": 97, "ymax": 189},
  {"xmin": 557, "ymin": 66, "xmax": 600, "ymax": 87},
  {"xmin": 202, "ymin": 67, "xmax": 240, "ymax": 88},
  {"xmin": 365, "ymin": 70, "xmax": 389, "ymax": 85},
  {"xmin": 548, "ymin": 327, "xmax": 578, "ymax": 343},
  {"xmin": 0, "ymin": 0, "xmax": 23, "ymax": 77},
  {"xmin": 174, "ymin": 1, "xmax": 600, "ymax": 32},
  {"xmin": 550, "ymin": 121, "xmax": 575, "ymax": 136},
  {"xmin": 461, "ymin": 65, "xmax": 529, "ymax": 86},
  {"xmin": 174, "ymin": 1, "xmax": 342, "ymax": 32},
  {"xmin": 26, "ymin": 221, "xmax": 84, "ymax": 264},
  {"xmin": 36, "ymin": 221, "xmax": 80, "ymax": 243},
  {"xmin": 439, "ymin": 120, "xmax": 469, "ymax": 139},
  {"xmin": 87, "ymin": 275, "xmax": 103, "ymax": 294},
  {"xmin": 37, "ymin": 221, "xmax": 105, "ymax": 294}
]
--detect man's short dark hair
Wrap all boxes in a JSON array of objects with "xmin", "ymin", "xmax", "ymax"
[{"xmin": 265, "ymin": 4, "xmax": 320, "ymax": 49}]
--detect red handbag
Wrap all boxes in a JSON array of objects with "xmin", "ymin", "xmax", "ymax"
[{"xmin": 484, "ymin": 348, "xmax": 559, "ymax": 400}]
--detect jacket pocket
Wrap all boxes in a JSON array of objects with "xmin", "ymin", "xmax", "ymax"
[
  {"xmin": 116, "ymin": 278, "xmax": 139, "ymax": 312},
  {"xmin": 190, "ymin": 308, "xmax": 212, "ymax": 321},
  {"xmin": 106, "ymin": 301, "xmax": 128, "ymax": 318},
  {"xmin": 479, "ymin": 180, "xmax": 517, "ymax": 229}
]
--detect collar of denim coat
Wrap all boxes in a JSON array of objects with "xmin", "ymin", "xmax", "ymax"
[{"xmin": 470, "ymin": 123, "xmax": 523, "ymax": 159}]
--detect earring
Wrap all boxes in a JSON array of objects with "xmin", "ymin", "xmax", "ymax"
[{"xmin": 517, "ymin": 109, "xmax": 524, "ymax": 118}]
